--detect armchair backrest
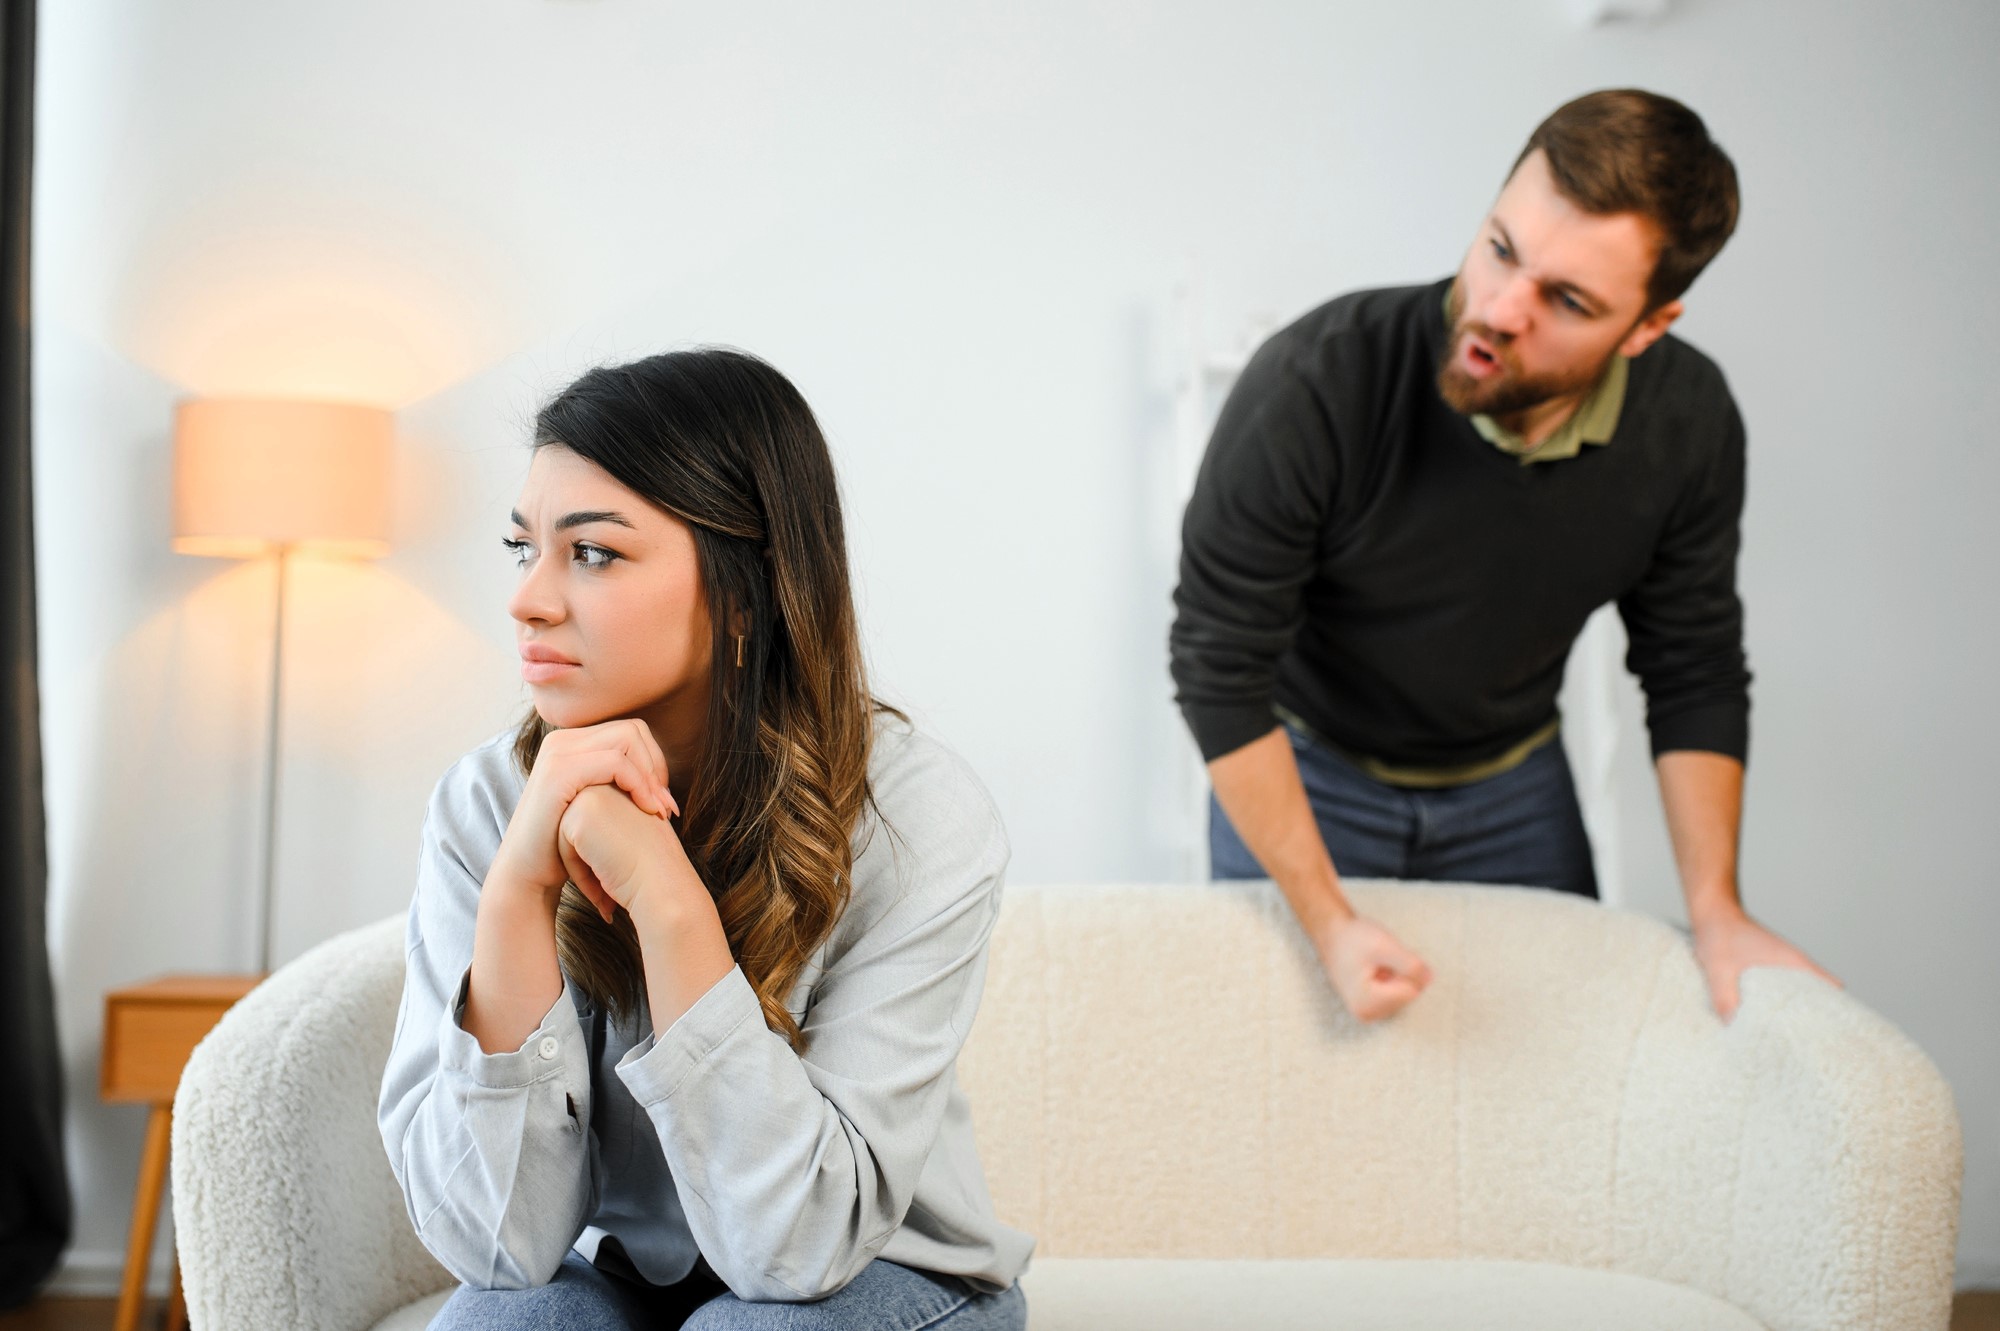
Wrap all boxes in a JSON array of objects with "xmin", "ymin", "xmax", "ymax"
[{"xmin": 173, "ymin": 915, "xmax": 450, "ymax": 1331}]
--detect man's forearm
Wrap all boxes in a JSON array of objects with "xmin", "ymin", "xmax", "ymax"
[
  {"xmin": 1655, "ymin": 749, "xmax": 1747, "ymax": 927},
  {"xmin": 1207, "ymin": 727, "xmax": 1355, "ymax": 935}
]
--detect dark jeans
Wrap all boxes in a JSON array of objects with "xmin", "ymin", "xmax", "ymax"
[{"xmin": 1210, "ymin": 722, "xmax": 1599, "ymax": 899}]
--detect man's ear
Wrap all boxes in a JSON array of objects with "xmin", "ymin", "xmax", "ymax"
[{"xmin": 1619, "ymin": 299, "xmax": 1684, "ymax": 358}]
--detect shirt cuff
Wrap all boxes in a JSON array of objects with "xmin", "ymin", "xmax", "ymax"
[
  {"xmin": 1179, "ymin": 699, "xmax": 1285, "ymax": 764},
  {"xmin": 438, "ymin": 969, "xmax": 592, "ymax": 1092},
  {"xmin": 1647, "ymin": 700, "xmax": 1750, "ymax": 764},
  {"xmin": 614, "ymin": 964, "xmax": 763, "ymax": 1106}
]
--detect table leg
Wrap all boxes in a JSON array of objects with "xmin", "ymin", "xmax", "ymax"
[
  {"xmin": 164, "ymin": 1256, "xmax": 187, "ymax": 1331},
  {"xmin": 114, "ymin": 1104, "xmax": 172, "ymax": 1331}
]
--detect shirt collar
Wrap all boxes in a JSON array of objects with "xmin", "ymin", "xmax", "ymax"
[
  {"xmin": 1441, "ymin": 285, "xmax": 1629, "ymax": 466},
  {"xmin": 1470, "ymin": 354, "xmax": 1628, "ymax": 465}
]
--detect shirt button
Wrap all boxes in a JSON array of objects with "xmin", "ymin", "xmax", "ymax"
[{"xmin": 538, "ymin": 1036, "xmax": 559, "ymax": 1059}]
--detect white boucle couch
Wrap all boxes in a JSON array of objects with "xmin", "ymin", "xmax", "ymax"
[{"xmin": 171, "ymin": 881, "xmax": 1962, "ymax": 1330}]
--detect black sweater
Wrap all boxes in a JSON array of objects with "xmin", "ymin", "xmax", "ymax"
[{"xmin": 1170, "ymin": 277, "xmax": 1751, "ymax": 770}]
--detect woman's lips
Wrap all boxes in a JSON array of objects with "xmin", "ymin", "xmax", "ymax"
[
  {"xmin": 519, "ymin": 645, "xmax": 581, "ymax": 684},
  {"xmin": 521, "ymin": 659, "xmax": 579, "ymax": 684}
]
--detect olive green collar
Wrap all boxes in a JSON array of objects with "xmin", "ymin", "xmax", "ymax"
[
  {"xmin": 1442, "ymin": 287, "xmax": 1628, "ymax": 465},
  {"xmin": 1470, "ymin": 355, "xmax": 1627, "ymax": 464}
]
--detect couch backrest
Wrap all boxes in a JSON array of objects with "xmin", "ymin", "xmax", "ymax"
[
  {"xmin": 955, "ymin": 880, "xmax": 1750, "ymax": 1271},
  {"xmin": 181, "ymin": 879, "xmax": 1956, "ymax": 1331}
]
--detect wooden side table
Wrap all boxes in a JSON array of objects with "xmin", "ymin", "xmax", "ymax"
[{"xmin": 101, "ymin": 975, "xmax": 262, "ymax": 1331}]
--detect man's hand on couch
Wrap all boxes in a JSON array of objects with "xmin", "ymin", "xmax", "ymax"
[
  {"xmin": 1316, "ymin": 914, "xmax": 1434, "ymax": 1023},
  {"xmin": 1691, "ymin": 907, "xmax": 1842, "ymax": 1022}
]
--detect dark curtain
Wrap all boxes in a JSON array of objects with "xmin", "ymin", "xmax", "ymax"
[{"xmin": 0, "ymin": 0, "xmax": 61, "ymax": 1309}]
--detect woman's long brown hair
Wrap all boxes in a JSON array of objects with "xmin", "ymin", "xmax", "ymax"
[{"xmin": 511, "ymin": 348, "xmax": 887, "ymax": 1051}]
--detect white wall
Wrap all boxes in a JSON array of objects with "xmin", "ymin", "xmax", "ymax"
[{"xmin": 33, "ymin": 0, "xmax": 1998, "ymax": 1292}]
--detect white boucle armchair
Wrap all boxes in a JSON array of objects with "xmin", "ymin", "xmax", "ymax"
[{"xmin": 171, "ymin": 881, "xmax": 1962, "ymax": 1330}]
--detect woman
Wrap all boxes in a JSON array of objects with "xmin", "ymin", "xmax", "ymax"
[{"xmin": 378, "ymin": 349, "xmax": 1033, "ymax": 1330}]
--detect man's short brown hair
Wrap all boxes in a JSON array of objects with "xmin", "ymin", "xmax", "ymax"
[{"xmin": 1516, "ymin": 89, "xmax": 1740, "ymax": 311}]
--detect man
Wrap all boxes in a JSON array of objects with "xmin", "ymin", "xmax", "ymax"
[{"xmin": 1169, "ymin": 89, "xmax": 1836, "ymax": 1024}]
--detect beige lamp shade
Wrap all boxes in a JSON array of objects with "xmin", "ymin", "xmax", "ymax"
[{"xmin": 172, "ymin": 397, "xmax": 394, "ymax": 558}]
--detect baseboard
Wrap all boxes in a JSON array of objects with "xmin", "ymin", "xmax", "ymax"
[{"xmin": 42, "ymin": 1247, "xmax": 173, "ymax": 1299}]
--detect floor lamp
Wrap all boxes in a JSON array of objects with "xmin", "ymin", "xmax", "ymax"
[{"xmin": 171, "ymin": 398, "xmax": 393, "ymax": 974}]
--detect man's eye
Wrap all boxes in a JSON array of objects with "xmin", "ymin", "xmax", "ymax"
[
  {"xmin": 1557, "ymin": 292, "xmax": 1587, "ymax": 315},
  {"xmin": 573, "ymin": 543, "xmax": 619, "ymax": 570},
  {"xmin": 501, "ymin": 537, "xmax": 533, "ymax": 566},
  {"xmin": 1489, "ymin": 238, "xmax": 1512, "ymax": 262}
]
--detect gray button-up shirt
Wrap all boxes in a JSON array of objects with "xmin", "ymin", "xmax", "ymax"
[{"xmin": 377, "ymin": 715, "xmax": 1035, "ymax": 1300}]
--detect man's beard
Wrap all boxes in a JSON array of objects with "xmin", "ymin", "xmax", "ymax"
[{"xmin": 1435, "ymin": 287, "xmax": 1612, "ymax": 420}]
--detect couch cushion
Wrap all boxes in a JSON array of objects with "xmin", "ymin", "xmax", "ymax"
[
  {"xmin": 370, "ymin": 1289, "xmax": 450, "ymax": 1330},
  {"xmin": 370, "ymin": 1257, "xmax": 1763, "ymax": 1330},
  {"xmin": 1018, "ymin": 1258, "xmax": 1764, "ymax": 1330}
]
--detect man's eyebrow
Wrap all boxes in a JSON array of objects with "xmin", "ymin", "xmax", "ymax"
[
  {"xmin": 509, "ymin": 508, "xmax": 638, "ymax": 533},
  {"xmin": 1491, "ymin": 218, "xmax": 1608, "ymax": 315},
  {"xmin": 1545, "ymin": 277, "xmax": 1608, "ymax": 315}
]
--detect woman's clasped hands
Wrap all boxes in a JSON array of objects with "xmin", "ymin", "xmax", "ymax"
[{"xmin": 487, "ymin": 718, "xmax": 691, "ymax": 927}]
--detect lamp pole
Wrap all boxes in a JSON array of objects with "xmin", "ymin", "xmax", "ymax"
[{"xmin": 256, "ymin": 546, "xmax": 290, "ymax": 975}]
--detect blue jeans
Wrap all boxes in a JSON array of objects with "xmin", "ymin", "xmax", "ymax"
[
  {"xmin": 1210, "ymin": 722, "xmax": 1598, "ymax": 899},
  {"xmin": 429, "ymin": 1251, "xmax": 1027, "ymax": 1331}
]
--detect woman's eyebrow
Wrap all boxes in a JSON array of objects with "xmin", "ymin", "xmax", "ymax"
[{"xmin": 509, "ymin": 508, "xmax": 638, "ymax": 533}]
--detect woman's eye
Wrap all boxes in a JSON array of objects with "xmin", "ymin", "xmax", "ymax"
[
  {"xmin": 501, "ymin": 537, "xmax": 533, "ymax": 566},
  {"xmin": 573, "ymin": 543, "xmax": 619, "ymax": 570}
]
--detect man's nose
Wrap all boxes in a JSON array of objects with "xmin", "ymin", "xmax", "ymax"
[{"xmin": 1484, "ymin": 275, "xmax": 1536, "ymax": 339}]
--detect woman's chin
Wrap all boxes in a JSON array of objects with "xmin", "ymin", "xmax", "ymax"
[{"xmin": 530, "ymin": 693, "xmax": 612, "ymax": 730}]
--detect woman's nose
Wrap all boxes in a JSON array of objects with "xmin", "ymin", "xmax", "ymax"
[{"xmin": 507, "ymin": 554, "xmax": 564, "ymax": 625}]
